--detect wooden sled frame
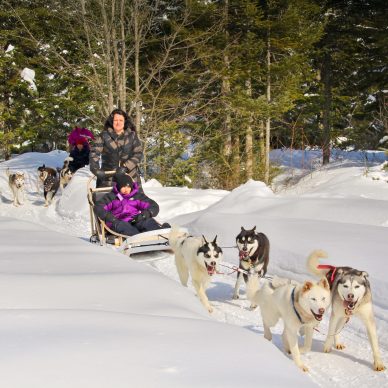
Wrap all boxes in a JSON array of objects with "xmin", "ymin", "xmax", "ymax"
[{"xmin": 87, "ymin": 172, "xmax": 171, "ymax": 255}]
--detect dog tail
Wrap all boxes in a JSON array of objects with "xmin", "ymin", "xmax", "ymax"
[{"xmin": 306, "ymin": 250, "xmax": 329, "ymax": 277}]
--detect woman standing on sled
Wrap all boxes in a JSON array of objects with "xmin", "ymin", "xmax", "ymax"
[
  {"xmin": 89, "ymin": 109, "xmax": 143, "ymax": 188},
  {"xmin": 93, "ymin": 174, "xmax": 169, "ymax": 237}
]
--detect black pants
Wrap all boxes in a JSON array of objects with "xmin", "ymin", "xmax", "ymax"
[{"xmin": 113, "ymin": 218, "xmax": 162, "ymax": 237}]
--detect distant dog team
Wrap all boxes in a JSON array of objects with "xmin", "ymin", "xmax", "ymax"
[
  {"xmin": 38, "ymin": 164, "xmax": 60, "ymax": 207},
  {"xmin": 6, "ymin": 168, "xmax": 26, "ymax": 206},
  {"xmin": 57, "ymin": 156, "xmax": 73, "ymax": 190}
]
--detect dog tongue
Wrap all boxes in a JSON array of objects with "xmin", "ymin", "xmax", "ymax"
[
  {"xmin": 239, "ymin": 251, "xmax": 248, "ymax": 260},
  {"xmin": 208, "ymin": 267, "xmax": 215, "ymax": 275}
]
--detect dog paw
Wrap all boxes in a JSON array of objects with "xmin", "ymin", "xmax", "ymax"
[
  {"xmin": 335, "ymin": 343, "xmax": 346, "ymax": 350},
  {"xmin": 299, "ymin": 347, "xmax": 309, "ymax": 354},
  {"xmin": 249, "ymin": 303, "xmax": 257, "ymax": 310},
  {"xmin": 207, "ymin": 306, "xmax": 213, "ymax": 313},
  {"xmin": 232, "ymin": 294, "xmax": 239, "ymax": 300},
  {"xmin": 374, "ymin": 361, "xmax": 386, "ymax": 372},
  {"xmin": 299, "ymin": 364, "xmax": 309, "ymax": 372},
  {"xmin": 323, "ymin": 345, "xmax": 332, "ymax": 353}
]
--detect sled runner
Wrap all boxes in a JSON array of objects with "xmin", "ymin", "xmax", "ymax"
[{"xmin": 87, "ymin": 172, "xmax": 171, "ymax": 255}]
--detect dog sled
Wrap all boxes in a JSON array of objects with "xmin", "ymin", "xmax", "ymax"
[{"xmin": 87, "ymin": 171, "xmax": 171, "ymax": 256}]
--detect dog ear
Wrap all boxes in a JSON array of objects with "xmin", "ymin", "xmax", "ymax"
[
  {"xmin": 241, "ymin": 226, "xmax": 245, "ymax": 231},
  {"xmin": 212, "ymin": 235, "xmax": 218, "ymax": 244},
  {"xmin": 302, "ymin": 281, "xmax": 313, "ymax": 293},
  {"xmin": 202, "ymin": 235, "xmax": 208, "ymax": 244},
  {"xmin": 361, "ymin": 271, "xmax": 369, "ymax": 278},
  {"xmin": 337, "ymin": 268, "xmax": 344, "ymax": 275},
  {"xmin": 319, "ymin": 277, "xmax": 330, "ymax": 291},
  {"xmin": 253, "ymin": 226, "xmax": 256, "ymax": 232}
]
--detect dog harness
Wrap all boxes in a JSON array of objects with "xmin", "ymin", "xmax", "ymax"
[
  {"xmin": 291, "ymin": 287, "xmax": 304, "ymax": 324},
  {"xmin": 317, "ymin": 264, "xmax": 337, "ymax": 287}
]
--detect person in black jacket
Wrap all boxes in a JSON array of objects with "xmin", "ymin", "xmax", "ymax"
[
  {"xmin": 94, "ymin": 174, "xmax": 169, "ymax": 236},
  {"xmin": 68, "ymin": 139, "xmax": 90, "ymax": 172},
  {"xmin": 89, "ymin": 109, "xmax": 143, "ymax": 188}
]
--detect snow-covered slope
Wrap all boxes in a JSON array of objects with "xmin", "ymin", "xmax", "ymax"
[{"xmin": 0, "ymin": 150, "xmax": 387, "ymax": 387}]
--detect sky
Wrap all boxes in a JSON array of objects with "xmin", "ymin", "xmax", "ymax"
[{"xmin": 0, "ymin": 149, "xmax": 387, "ymax": 387}]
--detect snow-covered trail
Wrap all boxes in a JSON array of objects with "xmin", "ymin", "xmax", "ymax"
[
  {"xmin": 3, "ymin": 192, "xmax": 387, "ymax": 387},
  {"xmin": 150, "ymin": 252, "xmax": 388, "ymax": 388},
  {"xmin": 1, "ymin": 151, "xmax": 388, "ymax": 387}
]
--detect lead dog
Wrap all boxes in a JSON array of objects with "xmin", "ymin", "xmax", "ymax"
[
  {"xmin": 233, "ymin": 226, "xmax": 270, "ymax": 300},
  {"xmin": 247, "ymin": 274, "xmax": 330, "ymax": 372},
  {"xmin": 38, "ymin": 165, "xmax": 59, "ymax": 207},
  {"xmin": 57, "ymin": 157, "xmax": 73, "ymax": 190},
  {"xmin": 169, "ymin": 227, "xmax": 223, "ymax": 313},
  {"xmin": 307, "ymin": 250, "xmax": 385, "ymax": 371},
  {"xmin": 6, "ymin": 168, "xmax": 26, "ymax": 206}
]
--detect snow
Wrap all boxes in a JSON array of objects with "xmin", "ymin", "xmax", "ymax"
[
  {"xmin": 20, "ymin": 68, "xmax": 37, "ymax": 92},
  {"xmin": 0, "ymin": 149, "xmax": 388, "ymax": 387}
]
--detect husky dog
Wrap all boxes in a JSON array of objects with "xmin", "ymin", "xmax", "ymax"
[
  {"xmin": 247, "ymin": 274, "xmax": 330, "ymax": 372},
  {"xmin": 38, "ymin": 165, "xmax": 59, "ymax": 207},
  {"xmin": 57, "ymin": 157, "xmax": 73, "ymax": 190},
  {"xmin": 6, "ymin": 169, "xmax": 26, "ymax": 206},
  {"xmin": 307, "ymin": 250, "xmax": 386, "ymax": 371},
  {"xmin": 233, "ymin": 226, "xmax": 270, "ymax": 301},
  {"xmin": 169, "ymin": 227, "xmax": 223, "ymax": 313}
]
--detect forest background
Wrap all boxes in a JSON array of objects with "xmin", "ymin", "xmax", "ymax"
[{"xmin": 1, "ymin": 0, "xmax": 387, "ymax": 189}]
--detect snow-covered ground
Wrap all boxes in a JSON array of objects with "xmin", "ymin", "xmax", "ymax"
[{"xmin": 0, "ymin": 149, "xmax": 387, "ymax": 387}]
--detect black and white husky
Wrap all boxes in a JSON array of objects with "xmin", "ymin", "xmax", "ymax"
[
  {"xmin": 6, "ymin": 168, "xmax": 26, "ymax": 206},
  {"xmin": 38, "ymin": 165, "xmax": 59, "ymax": 207},
  {"xmin": 233, "ymin": 226, "xmax": 270, "ymax": 300},
  {"xmin": 57, "ymin": 157, "xmax": 73, "ymax": 190},
  {"xmin": 169, "ymin": 227, "xmax": 223, "ymax": 313},
  {"xmin": 307, "ymin": 250, "xmax": 385, "ymax": 371}
]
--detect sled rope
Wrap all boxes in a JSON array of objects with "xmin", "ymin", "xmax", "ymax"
[{"xmin": 217, "ymin": 263, "xmax": 246, "ymax": 275}]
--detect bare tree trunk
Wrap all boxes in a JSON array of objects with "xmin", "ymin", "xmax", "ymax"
[
  {"xmin": 265, "ymin": 32, "xmax": 271, "ymax": 184},
  {"xmin": 259, "ymin": 121, "xmax": 265, "ymax": 165},
  {"xmin": 322, "ymin": 51, "xmax": 331, "ymax": 165},
  {"xmin": 222, "ymin": 0, "xmax": 231, "ymax": 159},
  {"xmin": 133, "ymin": 0, "xmax": 142, "ymax": 136},
  {"xmin": 245, "ymin": 77, "xmax": 253, "ymax": 180},
  {"xmin": 231, "ymin": 133, "xmax": 240, "ymax": 186},
  {"xmin": 222, "ymin": 76, "xmax": 232, "ymax": 158},
  {"xmin": 119, "ymin": 0, "xmax": 126, "ymax": 110},
  {"xmin": 101, "ymin": 1, "xmax": 114, "ymax": 113}
]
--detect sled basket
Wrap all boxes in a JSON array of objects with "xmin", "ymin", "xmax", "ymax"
[{"xmin": 87, "ymin": 172, "xmax": 171, "ymax": 255}]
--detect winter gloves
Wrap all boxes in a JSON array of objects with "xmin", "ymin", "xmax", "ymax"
[{"xmin": 132, "ymin": 209, "xmax": 152, "ymax": 224}]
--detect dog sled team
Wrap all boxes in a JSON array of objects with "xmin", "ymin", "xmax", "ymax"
[
  {"xmin": 4, "ymin": 121, "xmax": 95, "ymax": 207},
  {"xmin": 6, "ymin": 156, "xmax": 77, "ymax": 208},
  {"xmin": 169, "ymin": 226, "xmax": 386, "ymax": 373}
]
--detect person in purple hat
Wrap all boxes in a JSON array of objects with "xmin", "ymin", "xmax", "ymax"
[{"xmin": 94, "ymin": 173, "xmax": 170, "ymax": 236}]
